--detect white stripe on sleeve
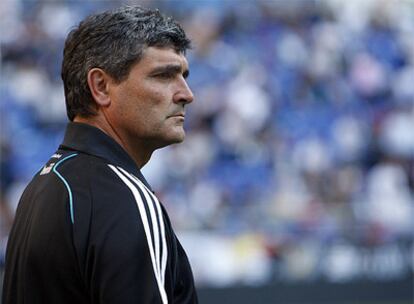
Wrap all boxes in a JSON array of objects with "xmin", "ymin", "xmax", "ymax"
[
  {"xmin": 108, "ymin": 165, "xmax": 168, "ymax": 304},
  {"xmin": 118, "ymin": 167, "xmax": 168, "ymax": 286}
]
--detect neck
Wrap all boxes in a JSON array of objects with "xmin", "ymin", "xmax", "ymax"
[{"xmin": 73, "ymin": 115, "xmax": 152, "ymax": 169}]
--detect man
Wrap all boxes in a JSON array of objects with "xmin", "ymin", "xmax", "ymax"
[{"xmin": 2, "ymin": 5, "xmax": 198, "ymax": 304}]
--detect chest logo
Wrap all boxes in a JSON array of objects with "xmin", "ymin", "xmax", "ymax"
[{"xmin": 40, "ymin": 163, "xmax": 55, "ymax": 175}]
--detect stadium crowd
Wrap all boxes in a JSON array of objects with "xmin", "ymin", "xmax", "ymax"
[{"xmin": 1, "ymin": 0, "xmax": 413, "ymax": 286}]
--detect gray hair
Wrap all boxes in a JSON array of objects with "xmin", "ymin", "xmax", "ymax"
[{"xmin": 61, "ymin": 5, "xmax": 191, "ymax": 121}]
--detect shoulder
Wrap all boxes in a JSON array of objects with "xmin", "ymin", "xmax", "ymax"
[
  {"xmin": 29, "ymin": 151, "xmax": 137, "ymax": 227},
  {"xmin": 51, "ymin": 152, "xmax": 140, "ymax": 218},
  {"xmin": 51, "ymin": 152, "xmax": 131, "ymax": 198}
]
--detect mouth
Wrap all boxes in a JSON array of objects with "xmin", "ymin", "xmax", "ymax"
[{"xmin": 167, "ymin": 112, "xmax": 185, "ymax": 119}]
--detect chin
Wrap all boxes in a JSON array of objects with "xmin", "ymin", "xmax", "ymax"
[
  {"xmin": 157, "ymin": 132, "xmax": 185, "ymax": 149},
  {"xmin": 170, "ymin": 128, "xmax": 186, "ymax": 143},
  {"xmin": 170, "ymin": 133, "xmax": 185, "ymax": 144}
]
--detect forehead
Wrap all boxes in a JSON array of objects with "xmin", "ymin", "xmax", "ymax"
[{"xmin": 135, "ymin": 46, "xmax": 189, "ymax": 71}]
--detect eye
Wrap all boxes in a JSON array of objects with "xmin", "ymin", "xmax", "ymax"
[
  {"xmin": 149, "ymin": 65, "xmax": 188, "ymax": 81},
  {"xmin": 154, "ymin": 71, "xmax": 175, "ymax": 79}
]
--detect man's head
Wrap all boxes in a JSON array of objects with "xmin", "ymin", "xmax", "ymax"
[
  {"xmin": 61, "ymin": 5, "xmax": 191, "ymax": 121},
  {"xmin": 61, "ymin": 6, "xmax": 194, "ymax": 165}
]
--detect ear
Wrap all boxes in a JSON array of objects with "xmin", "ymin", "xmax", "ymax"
[{"xmin": 87, "ymin": 68, "xmax": 112, "ymax": 107}]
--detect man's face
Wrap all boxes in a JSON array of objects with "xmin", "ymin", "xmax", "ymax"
[{"xmin": 107, "ymin": 47, "xmax": 194, "ymax": 151}]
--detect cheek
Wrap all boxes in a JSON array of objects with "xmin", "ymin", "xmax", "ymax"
[
  {"xmin": 140, "ymin": 89, "xmax": 171, "ymax": 120},
  {"xmin": 115, "ymin": 82, "xmax": 172, "ymax": 128}
]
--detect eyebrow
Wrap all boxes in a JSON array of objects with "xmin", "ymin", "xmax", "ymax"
[{"xmin": 150, "ymin": 64, "xmax": 190, "ymax": 78}]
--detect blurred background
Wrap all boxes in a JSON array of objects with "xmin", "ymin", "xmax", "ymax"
[{"xmin": 1, "ymin": 0, "xmax": 413, "ymax": 303}]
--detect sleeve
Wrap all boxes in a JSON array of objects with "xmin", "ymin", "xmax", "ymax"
[{"xmin": 70, "ymin": 161, "xmax": 164, "ymax": 304}]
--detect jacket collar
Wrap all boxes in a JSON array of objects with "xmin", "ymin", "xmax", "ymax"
[{"xmin": 59, "ymin": 122, "xmax": 152, "ymax": 190}]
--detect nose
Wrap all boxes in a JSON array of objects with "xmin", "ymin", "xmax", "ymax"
[{"xmin": 173, "ymin": 78, "xmax": 194, "ymax": 105}]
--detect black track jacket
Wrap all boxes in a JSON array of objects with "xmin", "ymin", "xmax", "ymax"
[{"xmin": 2, "ymin": 122, "xmax": 198, "ymax": 304}]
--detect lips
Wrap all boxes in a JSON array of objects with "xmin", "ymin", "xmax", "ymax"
[{"xmin": 167, "ymin": 112, "xmax": 185, "ymax": 118}]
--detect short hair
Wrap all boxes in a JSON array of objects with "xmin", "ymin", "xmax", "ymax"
[{"xmin": 61, "ymin": 5, "xmax": 191, "ymax": 121}]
